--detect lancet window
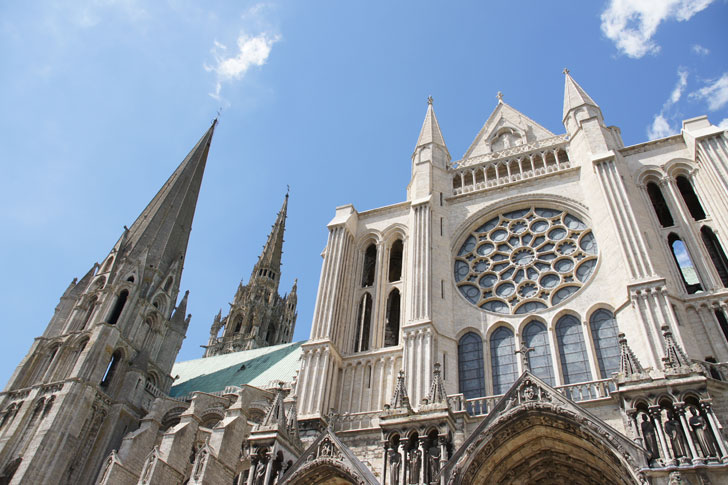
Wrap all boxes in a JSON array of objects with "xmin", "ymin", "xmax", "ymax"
[
  {"xmin": 384, "ymin": 289, "xmax": 400, "ymax": 347},
  {"xmin": 100, "ymin": 350, "xmax": 122, "ymax": 388},
  {"xmin": 701, "ymin": 226, "xmax": 728, "ymax": 287},
  {"xmin": 361, "ymin": 244, "xmax": 377, "ymax": 287},
  {"xmin": 388, "ymin": 239, "xmax": 403, "ymax": 282},
  {"xmin": 676, "ymin": 175, "xmax": 706, "ymax": 221},
  {"xmin": 555, "ymin": 315, "xmax": 592, "ymax": 384},
  {"xmin": 589, "ymin": 309, "xmax": 620, "ymax": 378},
  {"xmin": 458, "ymin": 332, "xmax": 485, "ymax": 399},
  {"xmin": 489, "ymin": 326, "xmax": 517, "ymax": 395},
  {"xmin": 107, "ymin": 289, "xmax": 129, "ymax": 325},
  {"xmin": 646, "ymin": 182, "xmax": 674, "ymax": 227},
  {"xmin": 668, "ymin": 234, "xmax": 702, "ymax": 294},
  {"xmin": 523, "ymin": 321, "xmax": 555, "ymax": 386},
  {"xmin": 354, "ymin": 293, "xmax": 372, "ymax": 352}
]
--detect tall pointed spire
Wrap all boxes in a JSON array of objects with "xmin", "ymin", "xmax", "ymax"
[
  {"xmin": 251, "ymin": 191, "xmax": 288, "ymax": 282},
  {"xmin": 123, "ymin": 120, "xmax": 216, "ymax": 271},
  {"xmin": 562, "ymin": 69, "xmax": 600, "ymax": 121},
  {"xmin": 415, "ymin": 96, "xmax": 449, "ymax": 152}
]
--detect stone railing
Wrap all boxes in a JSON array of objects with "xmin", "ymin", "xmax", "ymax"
[
  {"xmin": 144, "ymin": 381, "xmax": 164, "ymax": 399},
  {"xmin": 693, "ymin": 359, "xmax": 728, "ymax": 381},
  {"xmin": 451, "ymin": 137, "xmax": 572, "ymax": 196},
  {"xmin": 333, "ymin": 411, "xmax": 380, "ymax": 432},
  {"xmin": 448, "ymin": 377, "xmax": 616, "ymax": 417}
]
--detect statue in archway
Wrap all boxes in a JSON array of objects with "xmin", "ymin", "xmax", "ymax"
[
  {"xmin": 427, "ymin": 442, "xmax": 441, "ymax": 483},
  {"xmin": 688, "ymin": 406, "xmax": 717, "ymax": 458},
  {"xmin": 664, "ymin": 411, "xmax": 687, "ymax": 459},
  {"xmin": 640, "ymin": 414, "xmax": 660, "ymax": 462},
  {"xmin": 388, "ymin": 448, "xmax": 401, "ymax": 485},
  {"xmin": 408, "ymin": 448, "xmax": 421, "ymax": 484}
]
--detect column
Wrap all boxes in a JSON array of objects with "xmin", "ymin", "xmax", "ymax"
[
  {"xmin": 674, "ymin": 402, "xmax": 701, "ymax": 463},
  {"xmin": 419, "ymin": 436, "xmax": 428, "ymax": 485},
  {"xmin": 382, "ymin": 442, "xmax": 389, "ymax": 485},
  {"xmin": 439, "ymin": 436, "xmax": 448, "ymax": 485},
  {"xmin": 649, "ymin": 405, "xmax": 671, "ymax": 464},
  {"xmin": 400, "ymin": 442, "xmax": 407, "ymax": 485},
  {"xmin": 701, "ymin": 401, "xmax": 728, "ymax": 462}
]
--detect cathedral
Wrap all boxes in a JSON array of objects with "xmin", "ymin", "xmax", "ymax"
[{"xmin": 1, "ymin": 71, "xmax": 728, "ymax": 485}]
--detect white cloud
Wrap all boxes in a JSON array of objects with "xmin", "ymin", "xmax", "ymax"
[
  {"xmin": 205, "ymin": 32, "xmax": 279, "ymax": 100},
  {"xmin": 689, "ymin": 73, "xmax": 728, "ymax": 111},
  {"xmin": 692, "ymin": 44, "xmax": 710, "ymax": 56},
  {"xmin": 719, "ymin": 118, "xmax": 728, "ymax": 130},
  {"xmin": 648, "ymin": 113, "xmax": 677, "ymax": 140},
  {"xmin": 647, "ymin": 68, "xmax": 689, "ymax": 140},
  {"xmin": 601, "ymin": 0, "xmax": 714, "ymax": 58}
]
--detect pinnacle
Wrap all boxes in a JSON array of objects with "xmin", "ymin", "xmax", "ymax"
[
  {"xmin": 415, "ymin": 97, "xmax": 448, "ymax": 152},
  {"xmin": 563, "ymin": 70, "xmax": 599, "ymax": 121}
]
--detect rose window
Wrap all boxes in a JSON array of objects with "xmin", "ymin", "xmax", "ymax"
[{"xmin": 454, "ymin": 207, "xmax": 598, "ymax": 314}]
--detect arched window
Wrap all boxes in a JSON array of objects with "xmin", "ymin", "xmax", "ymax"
[
  {"xmin": 384, "ymin": 289, "xmax": 400, "ymax": 347},
  {"xmin": 361, "ymin": 244, "xmax": 377, "ymax": 287},
  {"xmin": 676, "ymin": 176, "xmax": 706, "ymax": 221},
  {"xmin": 354, "ymin": 293, "xmax": 372, "ymax": 352},
  {"xmin": 555, "ymin": 315, "xmax": 592, "ymax": 384},
  {"xmin": 388, "ymin": 239, "xmax": 403, "ymax": 282},
  {"xmin": 668, "ymin": 234, "xmax": 702, "ymax": 294},
  {"xmin": 589, "ymin": 310, "xmax": 620, "ymax": 378},
  {"xmin": 163, "ymin": 276, "xmax": 173, "ymax": 292},
  {"xmin": 715, "ymin": 309, "xmax": 728, "ymax": 343},
  {"xmin": 701, "ymin": 226, "xmax": 728, "ymax": 287},
  {"xmin": 41, "ymin": 345, "xmax": 61, "ymax": 383},
  {"xmin": 107, "ymin": 290, "xmax": 129, "ymax": 325},
  {"xmin": 523, "ymin": 321, "xmax": 555, "ymax": 386},
  {"xmin": 458, "ymin": 332, "xmax": 485, "ymax": 399},
  {"xmin": 490, "ymin": 327, "xmax": 517, "ymax": 395},
  {"xmin": 100, "ymin": 350, "xmax": 122, "ymax": 388},
  {"xmin": 646, "ymin": 182, "xmax": 674, "ymax": 227},
  {"xmin": 233, "ymin": 315, "xmax": 243, "ymax": 333}
]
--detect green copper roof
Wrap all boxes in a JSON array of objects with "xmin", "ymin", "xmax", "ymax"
[{"xmin": 170, "ymin": 341, "xmax": 303, "ymax": 398}]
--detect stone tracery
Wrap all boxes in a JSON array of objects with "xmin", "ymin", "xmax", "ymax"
[{"xmin": 454, "ymin": 207, "xmax": 598, "ymax": 314}]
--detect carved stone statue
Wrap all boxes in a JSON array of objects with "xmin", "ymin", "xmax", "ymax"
[
  {"xmin": 388, "ymin": 448, "xmax": 401, "ymax": 485},
  {"xmin": 428, "ymin": 443, "xmax": 441, "ymax": 483},
  {"xmin": 408, "ymin": 448, "xmax": 421, "ymax": 484},
  {"xmin": 664, "ymin": 411, "xmax": 688, "ymax": 458},
  {"xmin": 640, "ymin": 414, "xmax": 660, "ymax": 461},
  {"xmin": 689, "ymin": 406, "xmax": 717, "ymax": 458}
]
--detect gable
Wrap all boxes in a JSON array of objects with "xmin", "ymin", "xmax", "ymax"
[{"xmin": 462, "ymin": 102, "xmax": 556, "ymax": 160}]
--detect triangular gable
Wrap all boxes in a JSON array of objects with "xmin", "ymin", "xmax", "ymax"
[
  {"xmin": 462, "ymin": 102, "xmax": 555, "ymax": 160},
  {"xmin": 441, "ymin": 371, "xmax": 648, "ymax": 480},
  {"xmin": 280, "ymin": 427, "xmax": 378, "ymax": 484}
]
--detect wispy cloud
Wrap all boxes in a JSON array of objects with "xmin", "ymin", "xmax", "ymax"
[
  {"xmin": 692, "ymin": 44, "xmax": 710, "ymax": 56},
  {"xmin": 601, "ymin": 0, "xmax": 714, "ymax": 58},
  {"xmin": 719, "ymin": 119, "xmax": 728, "ymax": 130},
  {"xmin": 689, "ymin": 73, "xmax": 728, "ymax": 111},
  {"xmin": 647, "ymin": 68, "xmax": 688, "ymax": 140}
]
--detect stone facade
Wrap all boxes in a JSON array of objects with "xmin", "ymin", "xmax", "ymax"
[
  {"xmin": 3, "ymin": 71, "xmax": 728, "ymax": 485},
  {"xmin": 204, "ymin": 194, "xmax": 298, "ymax": 357}
]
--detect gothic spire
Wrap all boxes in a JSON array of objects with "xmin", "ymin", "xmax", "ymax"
[
  {"xmin": 661, "ymin": 326, "xmax": 690, "ymax": 369},
  {"xmin": 122, "ymin": 120, "xmax": 216, "ymax": 272},
  {"xmin": 562, "ymin": 69, "xmax": 600, "ymax": 121},
  {"xmin": 425, "ymin": 363, "xmax": 448, "ymax": 405},
  {"xmin": 390, "ymin": 370, "xmax": 411, "ymax": 410},
  {"xmin": 414, "ymin": 96, "xmax": 449, "ymax": 153},
  {"xmin": 618, "ymin": 333, "xmax": 644, "ymax": 377},
  {"xmin": 251, "ymin": 191, "xmax": 288, "ymax": 282}
]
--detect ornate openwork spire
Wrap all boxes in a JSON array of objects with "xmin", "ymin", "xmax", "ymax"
[
  {"xmin": 251, "ymin": 191, "xmax": 289, "ymax": 284},
  {"xmin": 662, "ymin": 326, "xmax": 690, "ymax": 369},
  {"xmin": 618, "ymin": 333, "xmax": 644, "ymax": 377},
  {"xmin": 426, "ymin": 363, "xmax": 447, "ymax": 405},
  {"xmin": 286, "ymin": 396, "xmax": 300, "ymax": 441},
  {"xmin": 390, "ymin": 370, "xmax": 411, "ymax": 410}
]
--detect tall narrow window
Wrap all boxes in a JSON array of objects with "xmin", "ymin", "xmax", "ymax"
[
  {"xmin": 646, "ymin": 182, "xmax": 674, "ymax": 227},
  {"xmin": 701, "ymin": 226, "xmax": 728, "ymax": 287},
  {"xmin": 107, "ymin": 290, "xmax": 129, "ymax": 325},
  {"xmin": 458, "ymin": 332, "xmax": 485, "ymax": 399},
  {"xmin": 668, "ymin": 234, "xmax": 702, "ymax": 294},
  {"xmin": 80, "ymin": 296, "xmax": 97, "ymax": 330},
  {"xmin": 589, "ymin": 310, "xmax": 620, "ymax": 378},
  {"xmin": 523, "ymin": 321, "xmax": 555, "ymax": 386},
  {"xmin": 490, "ymin": 327, "xmax": 517, "ymax": 395},
  {"xmin": 556, "ymin": 315, "xmax": 592, "ymax": 384},
  {"xmin": 361, "ymin": 244, "xmax": 377, "ymax": 287},
  {"xmin": 100, "ymin": 350, "xmax": 122, "ymax": 388},
  {"xmin": 354, "ymin": 293, "xmax": 372, "ymax": 352},
  {"xmin": 384, "ymin": 289, "xmax": 400, "ymax": 347},
  {"xmin": 388, "ymin": 240, "xmax": 403, "ymax": 282},
  {"xmin": 676, "ymin": 176, "xmax": 706, "ymax": 221},
  {"xmin": 233, "ymin": 315, "xmax": 243, "ymax": 333}
]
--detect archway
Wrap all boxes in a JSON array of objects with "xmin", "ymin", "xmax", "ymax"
[{"xmin": 283, "ymin": 461, "xmax": 359, "ymax": 485}]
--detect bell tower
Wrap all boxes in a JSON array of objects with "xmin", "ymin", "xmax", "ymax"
[{"xmin": 0, "ymin": 121, "xmax": 216, "ymax": 485}]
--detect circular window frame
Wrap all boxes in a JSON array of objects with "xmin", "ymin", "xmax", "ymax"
[{"xmin": 453, "ymin": 205, "xmax": 599, "ymax": 315}]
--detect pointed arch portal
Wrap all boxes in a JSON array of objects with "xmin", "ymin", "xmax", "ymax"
[{"xmin": 443, "ymin": 375, "xmax": 647, "ymax": 485}]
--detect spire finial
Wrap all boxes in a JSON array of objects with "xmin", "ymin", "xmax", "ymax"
[
  {"xmin": 286, "ymin": 184, "xmax": 290, "ymax": 197},
  {"xmin": 562, "ymin": 68, "xmax": 570, "ymax": 75},
  {"xmin": 496, "ymin": 91, "xmax": 504, "ymax": 102},
  {"xmin": 427, "ymin": 95, "xmax": 433, "ymax": 106}
]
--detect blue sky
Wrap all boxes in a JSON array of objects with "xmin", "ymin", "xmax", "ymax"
[{"xmin": 0, "ymin": 1, "xmax": 726, "ymax": 386}]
